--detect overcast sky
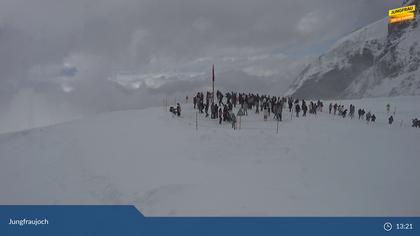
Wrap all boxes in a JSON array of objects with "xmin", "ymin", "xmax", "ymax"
[{"xmin": 0, "ymin": 0, "xmax": 402, "ymax": 132}]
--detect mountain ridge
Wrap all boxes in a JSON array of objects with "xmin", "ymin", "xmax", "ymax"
[{"xmin": 286, "ymin": 0, "xmax": 420, "ymax": 99}]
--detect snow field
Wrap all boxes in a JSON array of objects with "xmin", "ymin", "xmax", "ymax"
[{"xmin": 0, "ymin": 96, "xmax": 419, "ymax": 216}]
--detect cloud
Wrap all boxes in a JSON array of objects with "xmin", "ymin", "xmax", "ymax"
[
  {"xmin": 296, "ymin": 11, "xmax": 322, "ymax": 34},
  {"xmin": 0, "ymin": 0, "xmax": 401, "ymax": 87},
  {"xmin": 0, "ymin": 0, "xmax": 403, "ymax": 132}
]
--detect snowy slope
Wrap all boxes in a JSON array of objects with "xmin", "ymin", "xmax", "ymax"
[
  {"xmin": 1, "ymin": 96, "xmax": 420, "ymax": 216},
  {"xmin": 286, "ymin": 0, "xmax": 420, "ymax": 99}
]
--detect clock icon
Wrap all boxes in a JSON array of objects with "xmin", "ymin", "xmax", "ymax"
[{"xmin": 384, "ymin": 222, "xmax": 393, "ymax": 232}]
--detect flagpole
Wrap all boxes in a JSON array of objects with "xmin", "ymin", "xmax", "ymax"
[{"xmin": 212, "ymin": 65, "xmax": 215, "ymax": 104}]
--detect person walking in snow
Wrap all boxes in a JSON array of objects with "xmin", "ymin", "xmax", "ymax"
[
  {"xmin": 329, "ymin": 103, "xmax": 333, "ymax": 114},
  {"xmin": 243, "ymin": 101, "xmax": 249, "ymax": 116},
  {"xmin": 371, "ymin": 114, "xmax": 376, "ymax": 123},
  {"xmin": 275, "ymin": 102, "xmax": 283, "ymax": 121},
  {"xmin": 204, "ymin": 102, "xmax": 209, "ymax": 117},
  {"xmin": 218, "ymin": 108, "xmax": 223, "ymax": 124},
  {"xmin": 366, "ymin": 111, "xmax": 371, "ymax": 123},
  {"xmin": 231, "ymin": 112, "xmax": 237, "ymax": 130},
  {"xmin": 342, "ymin": 109, "xmax": 348, "ymax": 118},
  {"xmin": 176, "ymin": 103, "xmax": 181, "ymax": 117},
  {"xmin": 288, "ymin": 99, "xmax": 293, "ymax": 112},
  {"xmin": 349, "ymin": 104, "xmax": 355, "ymax": 119},
  {"xmin": 223, "ymin": 105, "xmax": 229, "ymax": 122},
  {"xmin": 388, "ymin": 115, "xmax": 394, "ymax": 125},
  {"xmin": 302, "ymin": 100, "xmax": 308, "ymax": 117},
  {"xmin": 359, "ymin": 109, "xmax": 365, "ymax": 120},
  {"xmin": 210, "ymin": 103, "xmax": 215, "ymax": 119},
  {"xmin": 263, "ymin": 107, "xmax": 268, "ymax": 121},
  {"xmin": 295, "ymin": 104, "xmax": 301, "ymax": 118},
  {"xmin": 413, "ymin": 118, "xmax": 419, "ymax": 128},
  {"xmin": 318, "ymin": 100, "xmax": 323, "ymax": 112}
]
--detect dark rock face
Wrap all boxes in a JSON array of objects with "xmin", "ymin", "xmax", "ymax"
[{"xmin": 293, "ymin": 49, "xmax": 374, "ymax": 99}]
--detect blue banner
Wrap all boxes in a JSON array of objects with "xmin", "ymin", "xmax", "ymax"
[{"xmin": 0, "ymin": 206, "xmax": 419, "ymax": 236}]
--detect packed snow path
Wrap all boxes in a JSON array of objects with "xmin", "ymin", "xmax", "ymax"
[{"xmin": 0, "ymin": 96, "xmax": 420, "ymax": 216}]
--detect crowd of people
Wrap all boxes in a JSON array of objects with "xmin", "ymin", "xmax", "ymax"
[
  {"xmin": 413, "ymin": 118, "xmax": 420, "ymax": 128},
  {"xmin": 327, "ymin": 103, "xmax": 379, "ymax": 123},
  {"xmin": 169, "ymin": 90, "xmax": 419, "ymax": 130},
  {"xmin": 190, "ymin": 90, "xmax": 333, "ymax": 129},
  {"xmin": 193, "ymin": 90, "xmax": 290, "ymax": 130},
  {"xmin": 169, "ymin": 103, "xmax": 182, "ymax": 117}
]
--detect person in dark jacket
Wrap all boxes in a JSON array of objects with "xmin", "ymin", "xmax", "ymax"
[
  {"xmin": 388, "ymin": 116, "xmax": 394, "ymax": 125},
  {"xmin": 371, "ymin": 114, "xmax": 376, "ymax": 122},
  {"xmin": 413, "ymin": 118, "xmax": 419, "ymax": 128},
  {"xmin": 295, "ymin": 104, "xmax": 301, "ymax": 117},
  {"xmin": 210, "ymin": 103, "xmax": 215, "ymax": 119},
  {"xmin": 288, "ymin": 99, "xmax": 293, "ymax": 112},
  {"xmin": 342, "ymin": 109, "xmax": 347, "ymax": 118},
  {"xmin": 204, "ymin": 102, "xmax": 209, "ymax": 117},
  {"xmin": 366, "ymin": 112, "xmax": 371, "ymax": 123},
  {"xmin": 176, "ymin": 103, "xmax": 181, "ymax": 117},
  {"xmin": 302, "ymin": 101, "xmax": 308, "ymax": 117}
]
